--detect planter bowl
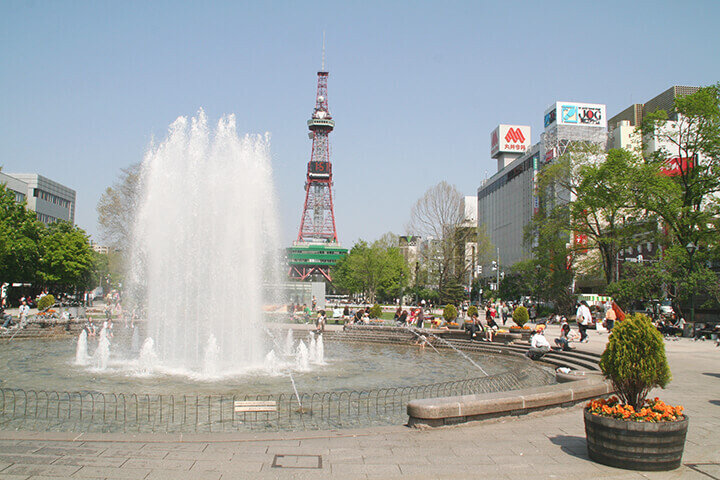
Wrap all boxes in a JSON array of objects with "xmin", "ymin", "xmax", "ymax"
[{"xmin": 584, "ymin": 408, "xmax": 688, "ymax": 471}]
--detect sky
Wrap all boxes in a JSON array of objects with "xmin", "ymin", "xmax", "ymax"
[{"xmin": 1, "ymin": 1, "xmax": 720, "ymax": 249}]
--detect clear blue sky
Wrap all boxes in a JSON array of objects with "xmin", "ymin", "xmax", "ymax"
[{"xmin": 2, "ymin": 1, "xmax": 719, "ymax": 248}]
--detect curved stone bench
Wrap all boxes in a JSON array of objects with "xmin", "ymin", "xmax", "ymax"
[{"xmin": 407, "ymin": 373, "xmax": 613, "ymax": 428}]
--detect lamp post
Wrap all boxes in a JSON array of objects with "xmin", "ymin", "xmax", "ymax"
[{"xmin": 687, "ymin": 241, "xmax": 698, "ymax": 325}]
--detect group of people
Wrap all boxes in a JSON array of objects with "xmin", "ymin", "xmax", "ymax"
[
  {"xmin": 392, "ymin": 305, "xmax": 425, "ymax": 329},
  {"xmin": 466, "ymin": 310, "xmax": 498, "ymax": 342}
]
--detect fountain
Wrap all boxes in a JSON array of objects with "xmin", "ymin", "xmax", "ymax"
[
  {"xmin": 126, "ymin": 110, "xmax": 282, "ymax": 376},
  {"xmin": 0, "ymin": 111, "xmax": 558, "ymax": 434}
]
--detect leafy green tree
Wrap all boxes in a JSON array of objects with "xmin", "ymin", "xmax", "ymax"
[
  {"xmin": 0, "ymin": 184, "xmax": 42, "ymax": 284},
  {"xmin": 333, "ymin": 237, "xmax": 409, "ymax": 303},
  {"xmin": 632, "ymin": 85, "xmax": 720, "ymax": 308},
  {"xmin": 543, "ymin": 146, "xmax": 645, "ymax": 284},
  {"xmin": 38, "ymin": 221, "xmax": 95, "ymax": 292},
  {"xmin": 524, "ymin": 197, "xmax": 576, "ymax": 314}
]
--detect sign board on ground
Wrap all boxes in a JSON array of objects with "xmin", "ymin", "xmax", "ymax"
[{"xmin": 234, "ymin": 400, "xmax": 277, "ymax": 413}]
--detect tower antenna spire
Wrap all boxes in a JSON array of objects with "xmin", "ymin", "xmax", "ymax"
[{"xmin": 321, "ymin": 31, "xmax": 326, "ymax": 71}]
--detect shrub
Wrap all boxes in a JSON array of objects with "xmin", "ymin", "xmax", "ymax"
[
  {"xmin": 368, "ymin": 304, "xmax": 383, "ymax": 319},
  {"xmin": 37, "ymin": 294, "xmax": 55, "ymax": 311},
  {"xmin": 467, "ymin": 305, "xmax": 479, "ymax": 318},
  {"xmin": 599, "ymin": 313, "xmax": 671, "ymax": 410},
  {"xmin": 512, "ymin": 306, "xmax": 529, "ymax": 327},
  {"xmin": 443, "ymin": 304, "xmax": 458, "ymax": 322}
]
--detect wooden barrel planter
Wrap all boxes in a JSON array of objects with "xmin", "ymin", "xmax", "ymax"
[{"xmin": 584, "ymin": 409, "xmax": 688, "ymax": 471}]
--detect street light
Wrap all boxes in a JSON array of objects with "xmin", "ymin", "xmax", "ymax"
[{"xmin": 687, "ymin": 241, "xmax": 699, "ymax": 325}]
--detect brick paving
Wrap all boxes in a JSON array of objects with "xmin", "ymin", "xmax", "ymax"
[{"xmin": 0, "ymin": 327, "xmax": 718, "ymax": 479}]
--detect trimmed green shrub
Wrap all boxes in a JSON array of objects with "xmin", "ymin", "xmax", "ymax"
[
  {"xmin": 599, "ymin": 313, "xmax": 671, "ymax": 410},
  {"xmin": 443, "ymin": 304, "xmax": 458, "ymax": 322},
  {"xmin": 368, "ymin": 304, "xmax": 383, "ymax": 319},
  {"xmin": 467, "ymin": 305, "xmax": 479, "ymax": 318},
  {"xmin": 37, "ymin": 294, "xmax": 55, "ymax": 311},
  {"xmin": 513, "ymin": 306, "xmax": 529, "ymax": 327}
]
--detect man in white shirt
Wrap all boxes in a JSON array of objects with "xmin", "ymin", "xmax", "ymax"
[
  {"xmin": 526, "ymin": 325, "xmax": 551, "ymax": 360},
  {"xmin": 18, "ymin": 300, "xmax": 30, "ymax": 324},
  {"xmin": 576, "ymin": 301, "xmax": 593, "ymax": 343}
]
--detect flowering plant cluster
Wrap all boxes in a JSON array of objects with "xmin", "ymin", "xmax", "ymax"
[
  {"xmin": 587, "ymin": 396, "xmax": 684, "ymax": 423},
  {"xmin": 509, "ymin": 325, "xmax": 531, "ymax": 330}
]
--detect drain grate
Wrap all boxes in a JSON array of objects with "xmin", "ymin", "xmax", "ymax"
[
  {"xmin": 272, "ymin": 454, "xmax": 323, "ymax": 469},
  {"xmin": 685, "ymin": 463, "xmax": 720, "ymax": 480}
]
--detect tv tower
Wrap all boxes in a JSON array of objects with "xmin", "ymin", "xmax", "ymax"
[{"xmin": 288, "ymin": 46, "xmax": 347, "ymax": 282}]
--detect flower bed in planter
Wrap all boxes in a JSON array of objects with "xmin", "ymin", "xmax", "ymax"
[{"xmin": 584, "ymin": 397, "xmax": 688, "ymax": 471}]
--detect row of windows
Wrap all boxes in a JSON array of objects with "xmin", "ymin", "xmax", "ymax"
[
  {"xmin": 13, "ymin": 192, "xmax": 25, "ymax": 203},
  {"xmin": 33, "ymin": 188, "xmax": 71, "ymax": 209},
  {"xmin": 37, "ymin": 213, "xmax": 59, "ymax": 224}
]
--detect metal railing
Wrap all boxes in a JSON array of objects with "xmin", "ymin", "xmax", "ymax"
[{"xmin": 0, "ymin": 366, "xmax": 554, "ymax": 433}]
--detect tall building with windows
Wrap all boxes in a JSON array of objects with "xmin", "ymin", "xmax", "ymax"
[
  {"xmin": 1, "ymin": 173, "xmax": 76, "ymax": 225},
  {"xmin": 477, "ymin": 102, "xmax": 609, "ymax": 277}
]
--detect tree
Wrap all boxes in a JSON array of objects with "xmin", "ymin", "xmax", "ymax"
[
  {"xmin": 407, "ymin": 181, "xmax": 475, "ymax": 295},
  {"xmin": 634, "ymin": 85, "xmax": 720, "ymax": 287},
  {"xmin": 543, "ymin": 146, "xmax": 644, "ymax": 285},
  {"xmin": 97, "ymin": 163, "xmax": 141, "ymax": 250},
  {"xmin": 38, "ymin": 221, "xmax": 95, "ymax": 292},
  {"xmin": 333, "ymin": 236, "xmax": 409, "ymax": 303},
  {"xmin": 0, "ymin": 183, "xmax": 42, "ymax": 284},
  {"xmin": 524, "ymin": 192, "xmax": 576, "ymax": 313}
]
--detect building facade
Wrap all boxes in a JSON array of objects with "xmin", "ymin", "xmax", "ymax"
[
  {"xmin": 477, "ymin": 102, "xmax": 608, "ymax": 277},
  {"xmin": 1, "ymin": 173, "xmax": 76, "ymax": 225}
]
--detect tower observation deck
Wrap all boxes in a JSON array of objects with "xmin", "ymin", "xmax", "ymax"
[{"xmin": 288, "ymin": 68, "xmax": 347, "ymax": 282}]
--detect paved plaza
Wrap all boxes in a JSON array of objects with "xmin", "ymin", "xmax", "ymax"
[{"xmin": 0, "ymin": 326, "xmax": 719, "ymax": 479}]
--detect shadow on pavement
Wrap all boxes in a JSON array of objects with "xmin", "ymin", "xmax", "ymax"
[
  {"xmin": 709, "ymin": 400, "xmax": 720, "ymax": 406},
  {"xmin": 548, "ymin": 435, "xmax": 590, "ymax": 460},
  {"xmin": 702, "ymin": 372, "xmax": 720, "ymax": 379}
]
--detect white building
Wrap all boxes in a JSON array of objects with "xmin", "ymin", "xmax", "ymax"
[
  {"xmin": 1, "ymin": 173, "xmax": 76, "ymax": 225},
  {"xmin": 477, "ymin": 102, "xmax": 608, "ymax": 277}
]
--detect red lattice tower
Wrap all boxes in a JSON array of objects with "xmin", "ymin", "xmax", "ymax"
[{"xmin": 296, "ymin": 70, "xmax": 338, "ymax": 244}]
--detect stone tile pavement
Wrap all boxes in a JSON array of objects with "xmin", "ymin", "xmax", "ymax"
[{"xmin": 0, "ymin": 327, "xmax": 718, "ymax": 479}]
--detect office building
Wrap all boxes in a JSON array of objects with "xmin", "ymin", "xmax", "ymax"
[
  {"xmin": 477, "ymin": 102, "xmax": 608, "ymax": 276},
  {"xmin": 1, "ymin": 173, "xmax": 76, "ymax": 225}
]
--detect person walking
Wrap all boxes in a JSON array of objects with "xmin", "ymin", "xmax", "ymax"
[
  {"xmin": 416, "ymin": 306, "xmax": 425, "ymax": 329},
  {"xmin": 576, "ymin": 301, "xmax": 593, "ymax": 343},
  {"xmin": 605, "ymin": 304, "xmax": 617, "ymax": 332}
]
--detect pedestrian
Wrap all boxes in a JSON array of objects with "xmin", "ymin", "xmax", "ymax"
[
  {"xmin": 576, "ymin": 301, "xmax": 592, "ymax": 343},
  {"xmin": 316, "ymin": 310, "xmax": 326, "ymax": 333},
  {"xmin": 416, "ymin": 306, "xmax": 425, "ymax": 329},
  {"xmin": 605, "ymin": 304, "xmax": 617, "ymax": 332},
  {"xmin": 18, "ymin": 300, "xmax": 30, "ymax": 324}
]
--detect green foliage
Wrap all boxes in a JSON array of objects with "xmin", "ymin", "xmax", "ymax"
[
  {"xmin": 599, "ymin": 313, "xmax": 671, "ymax": 410},
  {"xmin": 37, "ymin": 294, "xmax": 55, "ymax": 311},
  {"xmin": 368, "ymin": 304, "xmax": 383, "ymax": 319},
  {"xmin": 442, "ymin": 304, "xmax": 458, "ymax": 322},
  {"xmin": 440, "ymin": 281, "xmax": 465, "ymax": 304},
  {"xmin": 467, "ymin": 305, "xmax": 478, "ymax": 318},
  {"xmin": 0, "ymin": 184, "xmax": 42, "ymax": 284},
  {"xmin": 38, "ymin": 221, "xmax": 95, "ymax": 291},
  {"xmin": 513, "ymin": 306, "xmax": 529, "ymax": 327},
  {"xmin": 333, "ymin": 236, "xmax": 409, "ymax": 303}
]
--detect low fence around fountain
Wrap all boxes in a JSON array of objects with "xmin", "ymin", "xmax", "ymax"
[{"xmin": 0, "ymin": 366, "xmax": 552, "ymax": 433}]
